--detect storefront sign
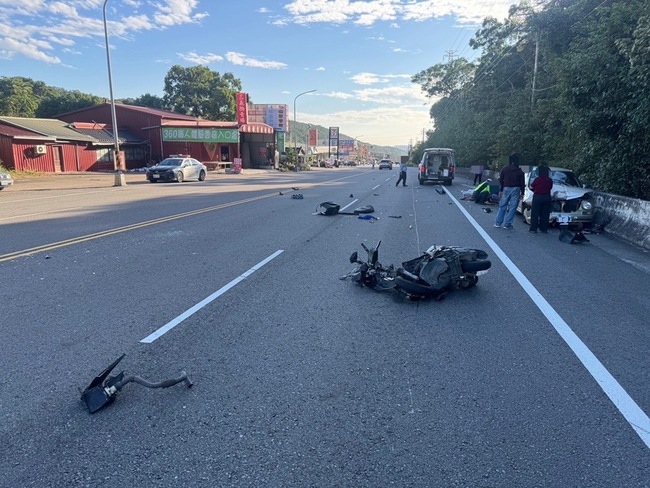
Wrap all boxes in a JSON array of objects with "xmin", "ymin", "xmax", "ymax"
[
  {"xmin": 277, "ymin": 131, "xmax": 285, "ymax": 152},
  {"xmin": 162, "ymin": 127, "xmax": 239, "ymax": 143},
  {"xmin": 236, "ymin": 93, "xmax": 248, "ymax": 125}
]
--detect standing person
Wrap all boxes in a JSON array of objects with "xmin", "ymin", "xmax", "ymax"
[
  {"xmin": 471, "ymin": 164, "xmax": 485, "ymax": 185},
  {"xmin": 528, "ymin": 165, "xmax": 553, "ymax": 233},
  {"xmin": 396, "ymin": 160, "xmax": 408, "ymax": 186},
  {"xmin": 494, "ymin": 153, "xmax": 525, "ymax": 229}
]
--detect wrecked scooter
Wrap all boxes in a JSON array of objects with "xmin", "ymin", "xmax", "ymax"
[
  {"xmin": 339, "ymin": 241, "xmax": 396, "ymax": 291},
  {"xmin": 395, "ymin": 245, "xmax": 491, "ymax": 299},
  {"xmin": 341, "ymin": 242, "xmax": 491, "ymax": 299}
]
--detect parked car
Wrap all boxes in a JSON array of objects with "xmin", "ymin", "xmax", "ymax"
[
  {"xmin": 517, "ymin": 166, "xmax": 595, "ymax": 227},
  {"xmin": 418, "ymin": 148, "xmax": 455, "ymax": 185},
  {"xmin": 378, "ymin": 159, "xmax": 393, "ymax": 170},
  {"xmin": 0, "ymin": 170, "xmax": 14, "ymax": 190},
  {"xmin": 146, "ymin": 155, "xmax": 207, "ymax": 183}
]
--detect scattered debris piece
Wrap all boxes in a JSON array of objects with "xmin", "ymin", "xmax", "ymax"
[
  {"xmin": 482, "ymin": 208, "xmax": 492, "ymax": 213},
  {"xmin": 559, "ymin": 229, "xmax": 589, "ymax": 244},
  {"xmin": 388, "ymin": 215, "xmax": 402, "ymax": 218},
  {"xmin": 291, "ymin": 193, "xmax": 303, "ymax": 199},
  {"xmin": 79, "ymin": 354, "xmax": 192, "ymax": 414}
]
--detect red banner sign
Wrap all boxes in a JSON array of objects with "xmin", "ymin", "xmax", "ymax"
[
  {"xmin": 236, "ymin": 92, "xmax": 248, "ymax": 125},
  {"xmin": 309, "ymin": 129, "xmax": 317, "ymax": 146}
]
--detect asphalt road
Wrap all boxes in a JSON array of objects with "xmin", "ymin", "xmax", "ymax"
[{"xmin": 1, "ymin": 168, "xmax": 648, "ymax": 487}]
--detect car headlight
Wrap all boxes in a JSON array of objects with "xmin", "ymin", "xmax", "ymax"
[{"xmin": 581, "ymin": 201, "xmax": 593, "ymax": 211}]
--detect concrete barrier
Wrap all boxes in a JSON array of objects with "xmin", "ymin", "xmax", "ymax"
[
  {"xmin": 592, "ymin": 192, "xmax": 650, "ymax": 250},
  {"xmin": 455, "ymin": 167, "xmax": 650, "ymax": 250}
]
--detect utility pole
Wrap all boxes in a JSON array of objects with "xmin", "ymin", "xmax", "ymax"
[
  {"xmin": 443, "ymin": 50, "xmax": 457, "ymax": 62},
  {"xmin": 531, "ymin": 32, "xmax": 539, "ymax": 109}
]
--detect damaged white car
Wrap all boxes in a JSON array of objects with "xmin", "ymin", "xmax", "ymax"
[{"xmin": 518, "ymin": 166, "xmax": 595, "ymax": 228}]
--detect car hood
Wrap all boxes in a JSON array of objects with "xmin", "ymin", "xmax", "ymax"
[
  {"xmin": 525, "ymin": 183, "xmax": 591, "ymax": 202},
  {"xmin": 550, "ymin": 184, "xmax": 592, "ymax": 200},
  {"xmin": 148, "ymin": 166, "xmax": 177, "ymax": 172}
]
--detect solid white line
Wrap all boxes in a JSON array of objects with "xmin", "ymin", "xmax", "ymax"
[
  {"xmin": 340, "ymin": 199, "xmax": 359, "ymax": 212},
  {"xmin": 140, "ymin": 250, "xmax": 284, "ymax": 344},
  {"xmin": 444, "ymin": 187, "xmax": 650, "ymax": 449}
]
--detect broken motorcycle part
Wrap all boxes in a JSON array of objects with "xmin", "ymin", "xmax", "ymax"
[{"xmin": 80, "ymin": 354, "xmax": 193, "ymax": 414}]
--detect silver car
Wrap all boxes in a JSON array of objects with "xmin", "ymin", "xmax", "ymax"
[
  {"xmin": 0, "ymin": 170, "xmax": 14, "ymax": 190},
  {"xmin": 378, "ymin": 159, "xmax": 393, "ymax": 170},
  {"xmin": 146, "ymin": 155, "xmax": 207, "ymax": 183},
  {"xmin": 518, "ymin": 166, "xmax": 595, "ymax": 227}
]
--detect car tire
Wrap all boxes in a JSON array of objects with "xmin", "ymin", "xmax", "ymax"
[
  {"xmin": 198, "ymin": 170, "xmax": 206, "ymax": 181},
  {"xmin": 522, "ymin": 205, "xmax": 531, "ymax": 225},
  {"xmin": 148, "ymin": 178, "xmax": 157, "ymax": 183},
  {"xmin": 176, "ymin": 172, "xmax": 184, "ymax": 183}
]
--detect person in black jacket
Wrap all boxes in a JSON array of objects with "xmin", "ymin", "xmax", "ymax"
[{"xmin": 494, "ymin": 153, "xmax": 525, "ymax": 229}]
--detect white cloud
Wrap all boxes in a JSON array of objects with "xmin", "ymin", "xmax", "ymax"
[
  {"xmin": 0, "ymin": 36, "xmax": 61, "ymax": 63},
  {"xmin": 225, "ymin": 52, "xmax": 287, "ymax": 69},
  {"xmin": 178, "ymin": 51, "xmax": 224, "ymax": 64},
  {"xmin": 153, "ymin": 0, "xmax": 209, "ymax": 27},
  {"xmin": 282, "ymin": 0, "xmax": 516, "ymax": 26},
  {"xmin": 350, "ymin": 72, "xmax": 411, "ymax": 85}
]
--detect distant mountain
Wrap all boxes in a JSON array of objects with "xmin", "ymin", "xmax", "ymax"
[{"xmin": 289, "ymin": 121, "xmax": 406, "ymax": 160}]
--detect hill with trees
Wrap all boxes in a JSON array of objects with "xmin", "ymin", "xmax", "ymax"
[{"xmin": 411, "ymin": 0, "xmax": 649, "ymax": 200}]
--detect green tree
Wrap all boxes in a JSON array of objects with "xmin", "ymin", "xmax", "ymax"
[
  {"xmin": 36, "ymin": 88, "xmax": 102, "ymax": 118},
  {"xmin": 0, "ymin": 77, "xmax": 39, "ymax": 117},
  {"xmin": 162, "ymin": 65, "xmax": 242, "ymax": 120},
  {"xmin": 120, "ymin": 93, "xmax": 167, "ymax": 110}
]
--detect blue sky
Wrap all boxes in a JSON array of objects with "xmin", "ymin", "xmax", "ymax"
[{"xmin": 0, "ymin": 0, "xmax": 519, "ymax": 147}]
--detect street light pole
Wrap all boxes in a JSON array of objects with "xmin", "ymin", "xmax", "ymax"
[
  {"xmin": 103, "ymin": 0, "xmax": 126, "ymax": 186},
  {"xmin": 293, "ymin": 89, "xmax": 316, "ymax": 171}
]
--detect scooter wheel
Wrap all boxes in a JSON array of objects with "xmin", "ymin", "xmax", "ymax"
[{"xmin": 460, "ymin": 259, "xmax": 491, "ymax": 273}]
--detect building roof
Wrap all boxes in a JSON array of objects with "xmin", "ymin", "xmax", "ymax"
[
  {"xmin": 70, "ymin": 122, "xmax": 145, "ymax": 145},
  {"xmin": 56, "ymin": 102, "xmax": 200, "ymax": 122},
  {"xmin": 0, "ymin": 121, "xmax": 55, "ymax": 140},
  {"xmin": 0, "ymin": 117, "xmax": 96, "ymax": 143}
]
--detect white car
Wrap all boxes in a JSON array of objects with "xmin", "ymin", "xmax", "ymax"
[
  {"xmin": 146, "ymin": 155, "xmax": 207, "ymax": 183},
  {"xmin": 0, "ymin": 170, "xmax": 14, "ymax": 190},
  {"xmin": 518, "ymin": 166, "xmax": 595, "ymax": 227}
]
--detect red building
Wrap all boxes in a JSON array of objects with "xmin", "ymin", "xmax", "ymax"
[
  {"xmin": 0, "ymin": 116, "xmax": 110, "ymax": 172},
  {"xmin": 57, "ymin": 103, "xmax": 241, "ymax": 166}
]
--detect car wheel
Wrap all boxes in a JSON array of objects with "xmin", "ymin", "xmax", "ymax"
[
  {"xmin": 522, "ymin": 205, "xmax": 531, "ymax": 224},
  {"xmin": 148, "ymin": 178, "xmax": 157, "ymax": 183},
  {"xmin": 198, "ymin": 170, "xmax": 206, "ymax": 181},
  {"xmin": 176, "ymin": 172, "xmax": 184, "ymax": 183}
]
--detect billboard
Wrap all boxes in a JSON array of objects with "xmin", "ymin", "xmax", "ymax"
[{"xmin": 162, "ymin": 127, "xmax": 238, "ymax": 143}]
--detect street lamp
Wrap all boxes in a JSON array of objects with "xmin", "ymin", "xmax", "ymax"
[
  {"xmin": 103, "ymin": 0, "xmax": 126, "ymax": 186},
  {"xmin": 293, "ymin": 89, "xmax": 316, "ymax": 171}
]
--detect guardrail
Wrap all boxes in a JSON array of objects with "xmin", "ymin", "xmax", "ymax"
[{"xmin": 455, "ymin": 167, "xmax": 650, "ymax": 250}]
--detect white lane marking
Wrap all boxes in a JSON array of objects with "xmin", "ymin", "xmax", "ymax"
[
  {"xmin": 372, "ymin": 184, "xmax": 380, "ymax": 190},
  {"xmin": 140, "ymin": 250, "xmax": 284, "ymax": 344},
  {"xmin": 445, "ymin": 187, "xmax": 650, "ymax": 449},
  {"xmin": 340, "ymin": 199, "xmax": 359, "ymax": 212}
]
